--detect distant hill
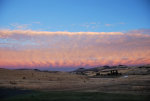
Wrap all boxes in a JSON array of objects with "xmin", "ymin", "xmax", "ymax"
[
  {"xmin": 73, "ymin": 65, "xmax": 128, "ymax": 72},
  {"xmin": 72, "ymin": 64, "xmax": 150, "ymax": 76}
]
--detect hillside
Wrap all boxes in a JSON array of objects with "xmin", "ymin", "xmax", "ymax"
[
  {"xmin": 0, "ymin": 66, "xmax": 150, "ymax": 94},
  {"xmin": 0, "ymin": 68, "xmax": 88, "ymax": 90},
  {"xmin": 72, "ymin": 65, "xmax": 150, "ymax": 76}
]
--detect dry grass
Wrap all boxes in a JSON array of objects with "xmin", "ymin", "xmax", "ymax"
[
  {"xmin": 0, "ymin": 68, "xmax": 150, "ymax": 94},
  {"xmin": 0, "ymin": 68, "xmax": 88, "ymax": 90}
]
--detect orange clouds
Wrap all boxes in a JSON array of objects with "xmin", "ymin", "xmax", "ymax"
[{"xmin": 0, "ymin": 29, "xmax": 150, "ymax": 69}]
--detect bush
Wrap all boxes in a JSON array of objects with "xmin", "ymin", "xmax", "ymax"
[
  {"xmin": 22, "ymin": 77, "xmax": 26, "ymax": 79},
  {"xmin": 9, "ymin": 81, "xmax": 17, "ymax": 85}
]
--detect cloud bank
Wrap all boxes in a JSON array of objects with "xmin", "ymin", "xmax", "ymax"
[{"xmin": 0, "ymin": 29, "xmax": 150, "ymax": 69}]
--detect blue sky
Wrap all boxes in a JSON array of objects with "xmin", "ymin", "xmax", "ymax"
[{"xmin": 0, "ymin": 0, "xmax": 150, "ymax": 32}]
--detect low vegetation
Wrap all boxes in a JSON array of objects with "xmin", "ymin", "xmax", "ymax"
[{"xmin": 0, "ymin": 88, "xmax": 149, "ymax": 101}]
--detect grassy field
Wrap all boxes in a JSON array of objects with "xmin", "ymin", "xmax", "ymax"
[
  {"xmin": 0, "ymin": 68, "xmax": 149, "ymax": 101},
  {"xmin": 0, "ymin": 88, "xmax": 149, "ymax": 101}
]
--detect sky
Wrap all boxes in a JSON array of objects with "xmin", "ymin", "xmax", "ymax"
[{"xmin": 0, "ymin": 0, "xmax": 150, "ymax": 70}]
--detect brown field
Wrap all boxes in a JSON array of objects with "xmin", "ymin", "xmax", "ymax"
[{"xmin": 0, "ymin": 67, "xmax": 150, "ymax": 95}]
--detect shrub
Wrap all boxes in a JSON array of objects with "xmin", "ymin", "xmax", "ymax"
[
  {"xmin": 22, "ymin": 77, "xmax": 26, "ymax": 79},
  {"xmin": 9, "ymin": 81, "xmax": 17, "ymax": 85}
]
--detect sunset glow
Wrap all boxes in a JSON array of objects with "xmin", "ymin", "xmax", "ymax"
[{"xmin": 0, "ymin": 29, "xmax": 150, "ymax": 69}]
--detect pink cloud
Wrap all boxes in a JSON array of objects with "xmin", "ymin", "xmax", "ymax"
[{"xmin": 0, "ymin": 29, "xmax": 150, "ymax": 68}]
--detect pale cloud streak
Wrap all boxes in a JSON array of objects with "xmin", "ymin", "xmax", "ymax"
[
  {"xmin": 0, "ymin": 30, "xmax": 123, "ymax": 37},
  {"xmin": 105, "ymin": 24, "xmax": 112, "ymax": 27},
  {"xmin": 32, "ymin": 22, "xmax": 41, "ymax": 24},
  {"xmin": 0, "ymin": 29, "xmax": 150, "ymax": 68},
  {"xmin": 10, "ymin": 23, "xmax": 31, "ymax": 30}
]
